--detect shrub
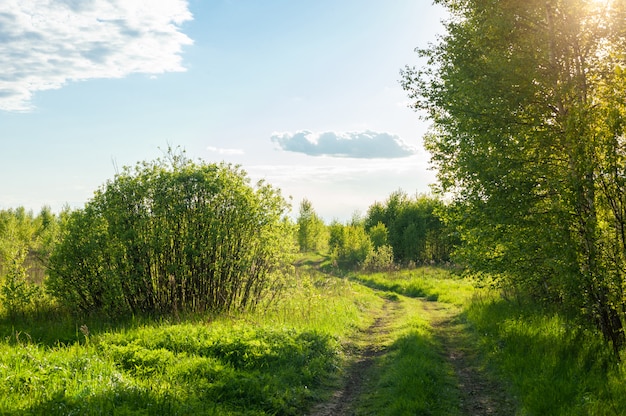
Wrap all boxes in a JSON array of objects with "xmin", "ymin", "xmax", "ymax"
[
  {"xmin": 328, "ymin": 222, "xmax": 373, "ymax": 268},
  {"xmin": 363, "ymin": 244, "xmax": 395, "ymax": 272},
  {"xmin": 47, "ymin": 151, "xmax": 293, "ymax": 317}
]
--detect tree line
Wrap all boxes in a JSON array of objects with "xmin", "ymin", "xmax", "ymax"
[
  {"xmin": 295, "ymin": 192, "xmax": 455, "ymax": 270},
  {"xmin": 0, "ymin": 164, "xmax": 452, "ymax": 320}
]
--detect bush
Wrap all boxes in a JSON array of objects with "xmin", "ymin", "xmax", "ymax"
[
  {"xmin": 328, "ymin": 222, "xmax": 373, "ymax": 268},
  {"xmin": 47, "ymin": 151, "xmax": 293, "ymax": 317},
  {"xmin": 363, "ymin": 244, "xmax": 395, "ymax": 272}
]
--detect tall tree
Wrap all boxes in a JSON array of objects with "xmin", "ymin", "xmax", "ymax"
[{"xmin": 403, "ymin": 0, "xmax": 626, "ymax": 351}]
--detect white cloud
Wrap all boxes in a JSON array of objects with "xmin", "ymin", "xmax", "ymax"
[
  {"xmin": 270, "ymin": 130, "xmax": 417, "ymax": 159},
  {"xmin": 0, "ymin": 0, "xmax": 193, "ymax": 112},
  {"xmin": 207, "ymin": 146, "xmax": 244, "ymax": 155}
]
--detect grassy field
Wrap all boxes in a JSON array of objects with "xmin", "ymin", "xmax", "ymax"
[
  {"xmin": 1, "ymin": 260, "xmax": 626, "ymax": 415},
  {"xmin": 0, "ymin": 263, "xmax": 381, "ymax": 415}
]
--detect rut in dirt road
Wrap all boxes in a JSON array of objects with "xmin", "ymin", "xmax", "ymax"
[
  {"xmin": 309, "ymin": 298, "xmax": 402, "ymax": 416},
  {"xmin": 423, "ymin": 300, "xmax": 516, "ymax": 416}
]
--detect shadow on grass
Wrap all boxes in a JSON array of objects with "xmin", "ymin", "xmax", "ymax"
[
  {"xmin": 348, "ymin": 274, "xmax": 438, "ymax": 300},
  {"xmin": 0, "ymin": 304, "xmax": 147, "ymax": 348},
  {"xmin": 466, "ymin": 299, "xmax": 623, "ymax": 415}
]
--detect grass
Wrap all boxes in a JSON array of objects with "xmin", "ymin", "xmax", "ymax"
[
  {"xmin": 0, "ymin": 261, "xmax": 381, "ymax": 415},
  {"xmin": 354, "ymin": 295, "xmax": 461, "ymax": 416},
  {"xmin": 351, "ymin": 266, "xmax": 475, "ymax": 306},
  {"xmin": 465, "ymin": 296, "xmax": 626, "ymax": 415},
  {"xmin": 3, "ymin": 259, "xmax": 626, "ymax": 415}
]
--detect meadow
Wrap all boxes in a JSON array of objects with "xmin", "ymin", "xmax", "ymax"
[{"xmin": 1, "ymin": 260, "xmax": 626, "ymax": 415}]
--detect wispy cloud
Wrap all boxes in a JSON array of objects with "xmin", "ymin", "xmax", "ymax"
[
  {"xmin": 270, "ymin": 130, "xmax": 417, "ymax": 159},
  {"xmin": 0, "ymin": 0, "xmax": 193, "ymax": 112},
  {"xmin": 207, "ymin": 146, "xmax": 244, "ymax": 155}
]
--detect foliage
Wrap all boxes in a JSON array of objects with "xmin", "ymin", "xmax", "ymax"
[
  {"xmin": 402, "ymin": 0, "xmax": 626, "ymax": 351},
  {"xmin": 365, "ymin": 192, "xmax": 453, "ymax": 264},
  {"xmin": 47, "ymin": 150, "xmax": 294, "ymax": 318},
  {"xmin": 0, "ymin": 207, "xmax": 61, "ymax": 316},
  {"xmin": 368, "ymin": 221, "xmax": 389, "ymax": 249},
  {"xmin": 296, "ymin": 198, "xmax": 328, "ymax": 253},
  {"xmin": 0, "ymin": 249, "xmax": 40, "ymax": 317},
  {"xmin": 362, "ymin": 244, "xmax": 395, "ymax": 272},
  {"xmin": 328, "ymin": 221, "xmax": 373, "ymax": 268}
]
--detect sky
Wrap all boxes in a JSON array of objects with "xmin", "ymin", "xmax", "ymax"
[{"xmin": 0, "ymin": 0, "xmax": 447, "ymax": 222}]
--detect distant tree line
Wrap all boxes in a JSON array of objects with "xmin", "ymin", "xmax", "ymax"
[
  {"xmin": 295, "ymin": 191, "xmax": 455, "ymax": 270},
  {"xmin": 0, "ymin": 152, "xmax": 453, "ymax": 320}
]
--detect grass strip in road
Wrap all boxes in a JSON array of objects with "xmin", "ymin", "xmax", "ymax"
[{"xmin": 353, "ymin": 295, "xmax": 461, "ymax": 416}]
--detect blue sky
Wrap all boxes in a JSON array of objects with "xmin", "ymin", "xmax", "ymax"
[{"xmin": 0, "ymin": 0, "xmax": 446, "ymax": 222}]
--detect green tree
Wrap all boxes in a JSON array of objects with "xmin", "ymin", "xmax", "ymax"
[
  {"xmin": 296, "ymin": 199, "xmax": 328, "ymax": 253},
  {"xmin": 48, "ymin": 151, "xmax": 293, "ymax": 317},
  {"xmin": 368, "ymin": 222, "xmax": 389, "ymax": 249},
  {"xmin": 0, "ymin": 207, "xmax": 59, "ymax": 315},
  {"xmin": 328, "ymin": 221, "xmax": 373, "ymax": 267},
  {"xmin": 403, "ymin": 0, "xmax": 626, "ymax": 351},
  {"xmin": 365, "ymin": 192, "xmax": 451, "ymax": 264}
]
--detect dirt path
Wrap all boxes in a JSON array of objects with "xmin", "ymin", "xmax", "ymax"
[
  {"xmin": 310, "ymin": 294, "xmax": 514, "ymax": 416},
  {"xmin": 422, "ymin": 300, "xmax": 516, "ymax": 415},
  {"xmin": 309, "ymin": 298, "xmax": 402, "ymax": 416}
]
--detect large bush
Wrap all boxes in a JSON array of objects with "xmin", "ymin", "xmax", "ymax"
[{"xmin": 47, "ymin": 153, "xmax": 293, "ymax": 317}]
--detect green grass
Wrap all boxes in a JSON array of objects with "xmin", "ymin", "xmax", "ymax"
[
  {"xmin": 351, "ymin": 266, "xmax": 475, "ymax": 306},
  {"xmin": 466, "ymin": 296, "xmax": 626, "ymax": 415},
  {"xmin": 4, "ymin": 261, "xmax": 626, "ymax": 415},
  {"xmin": 354, "ymin": 296, "xmax": 461, "ymax": 416},
  {"xmin": 0, "ymin": 263, "xmax": 380, "ymax": 415}
]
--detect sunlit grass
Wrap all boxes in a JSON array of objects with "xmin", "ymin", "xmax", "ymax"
[
  {"xmin": 466, "ymin": 295, "xmax": 626, "ymax": 415},
  {"xmin": 355, "ymin": 295, "xmax": 461, "ymax": 416},
  {"xmin": 0, "ymin": 261, "xmax": 381, "ymax": 415},
  {"xmin": 4, "ymin": 261, "xmax": 626, "ymax": 415},
  {"xmin": 352, "ymin": 266, "xmax": 475, "ymax": 306}
]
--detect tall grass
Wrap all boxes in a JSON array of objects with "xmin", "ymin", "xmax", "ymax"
[
  {"xmin": 0, "ymin": 262, "xmax": 380, "ymax": 415},
  {"xmin": 466, "ymin": 296, "xmax": 626, "ymax": 415}
]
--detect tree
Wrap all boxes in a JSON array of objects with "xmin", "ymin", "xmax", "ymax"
[
  {"xmin": 368, "ymin": 222, "xmax": 389, "ymax": 249},
  {"xmin": 48, "ymin": 151, "xmax": 293, "ymax": 317},
  {"xmin": 402, "ymin": 0, "xmax": 626, "ymax": 351},
  {"xmin": 296, "ymin": 199, "xmax": 328, "ymax": 253},
  {"xmin": 365, "ymin": 192, "xmax": 452, "ymax": 264},
  {"xmin": 0, "ymin": 207, "xmax": 60, "ymax": 315},
  {"xmin": 328, "ymin": 220, "xmax": 373, "ymax": 267}
]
